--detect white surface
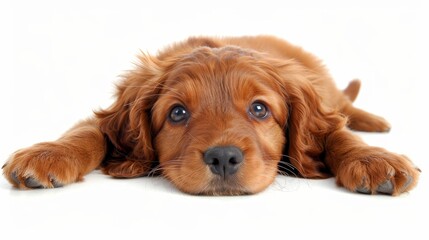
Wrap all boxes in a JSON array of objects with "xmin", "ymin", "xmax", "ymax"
[{"xmin": 0, "ymin": 0, "xmax": 428, "ymax": 239}]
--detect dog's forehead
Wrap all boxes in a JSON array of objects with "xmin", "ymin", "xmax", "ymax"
[
  {"xmin": 162, "ymin": 47, "xmax": 281, "ymax": 105},
  {"xmin": 166, "ymin": 46, "xmax": 280, "ymax": 89},
  {"xmin": 169, "ymin": 46, "xmax": 262, "ymax": 78}
]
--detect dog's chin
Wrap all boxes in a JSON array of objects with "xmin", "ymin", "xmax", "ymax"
[
  {"xmin": 171, "ymin": 168, "xmax": 278, "ymax": 196},
  {"xmin": 196, "ymin": 185, "xmax": 251, "ymax": 196},
  {"xmin": 180, "ymin": 178, "xmax": 252, "ymax": 196}
]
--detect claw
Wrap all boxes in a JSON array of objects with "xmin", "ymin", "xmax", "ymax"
[
  {"xmin": 376, "ymin": 180, "xmax": 393, "ymax": 194},
  {"xmin": 24, "ymin": 177, "xmax": 43, "ymax": 188},
  {"xmin": 49, "ymin": 176, "xmax": 63, "ymax": 188},
  {"xmin": 400, "ymin": 175, "xmax": 413, "ymax": 192},
  {"xmin": 11, "ymin": 172, "xmax": 20, "ymax": 185},
  {"xmin": 356, "ymin": 186, "xmax": 371, "ymax": 194}
]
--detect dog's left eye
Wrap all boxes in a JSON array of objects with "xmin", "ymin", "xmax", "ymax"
[
  {"xmin": 249, "ymin": 102, "xmax": 269, "ymax": 119},
  {"xmin": 169, "ymin": 105, "xmax": 190, "ymax": 123}
]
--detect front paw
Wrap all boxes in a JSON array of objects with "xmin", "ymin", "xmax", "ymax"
[
  {"xmin": 2, "ymin": 142, "xmax": 81, "ymax": 189},
  {"xmin": 336, "ymin": 149, "xmax": 420, "ymax": 196}
]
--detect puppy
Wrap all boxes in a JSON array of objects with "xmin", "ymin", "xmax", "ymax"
[{"xmin": 2, "ymin": 36, "xmax": 420, "ymax": 195}]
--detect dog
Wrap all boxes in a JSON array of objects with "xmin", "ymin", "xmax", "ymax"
[{"xmin": 2, "ymin": 36, "xmax": 420, "ymax": 195}]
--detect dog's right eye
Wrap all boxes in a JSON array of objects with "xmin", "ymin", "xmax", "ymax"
[
  {"xmin": 249, "ymin": 101, "xmax": 269, "ymax": 120},
  {"xmin": 169, "ymin": 105, "xmax": 190, "ymax": 123}
]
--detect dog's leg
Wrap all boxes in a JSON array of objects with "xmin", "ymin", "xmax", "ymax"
[
  {"xmin": 324, "ymin": 129, "xmax": 420, "ymax": 195},
  {"xmin": 101, "ymin": 158, "xmax": 152, "ymax": 178},
  {"xmin": 342, "ymin": 104, "xmax": 391, "ymax": 132},
  {"xmin": 2, "ymin": 118, "xmax": 106, "ymax": 189},
  {"xmin": 339, "ymin": 80, "xmax": 391, "ymax": 132}
]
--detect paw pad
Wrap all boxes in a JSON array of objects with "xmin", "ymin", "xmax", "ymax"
[
  {"xmin": 356, "ymin": 175, "xmax": 414, "ymax": 195},
  {"xmin": 9, "ymin": 172, "xmax": 63, "ymax": 189}
]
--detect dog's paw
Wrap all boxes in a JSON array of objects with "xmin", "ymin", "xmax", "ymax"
[
  {"xmin": 2, "ymin": 142, "xmax": 82, "ymax": 189},
  {"xmin": 336, "ymin": 149, "xmax": 420, "ymax": 196}
]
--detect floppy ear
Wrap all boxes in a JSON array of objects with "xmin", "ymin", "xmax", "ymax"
[
  {"xmin": 95, "ymin": 54, "xmax": 164, "ymax": 178},
  {"xmin": 279, "ymin": 63, "xmax": 347, "ymax": 178}
]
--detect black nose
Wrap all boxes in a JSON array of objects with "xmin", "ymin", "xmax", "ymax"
[{"xmin": 203, "ymin": 146, "xmax": 244, "ymax": 178}]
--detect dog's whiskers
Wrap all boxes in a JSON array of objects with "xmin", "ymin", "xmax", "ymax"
[{"xmin": 262, "ymin": 164, "xmax": 309, "ymax": 192}]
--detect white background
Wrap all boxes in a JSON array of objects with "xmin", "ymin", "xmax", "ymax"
[{"xmin": 0, "ymin": 0, "xmax": 428, "ymax": 239}]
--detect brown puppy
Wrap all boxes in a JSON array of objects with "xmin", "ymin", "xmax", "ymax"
[{"xmin": 2, "ymin": 36, "xmax": 420, "ymax": 195}]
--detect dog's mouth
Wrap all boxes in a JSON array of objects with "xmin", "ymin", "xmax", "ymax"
[{"xmin": 195, "ymin": 178, "xmax": 251, "ymax": 196}]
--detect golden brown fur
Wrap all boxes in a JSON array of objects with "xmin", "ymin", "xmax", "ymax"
[{"xmin": 2, "ymin": 36, "xmax": 420, "ymax": 195}]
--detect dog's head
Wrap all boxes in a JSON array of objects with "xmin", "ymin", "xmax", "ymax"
[{"xmin": 97, "ymin": 43, "xmax": 344, "ymax": 195}]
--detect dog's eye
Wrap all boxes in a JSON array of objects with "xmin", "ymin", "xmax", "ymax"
[
  {"xmin": 169, "ymin": 105, "xmax": 189, "ymax": 123},
  {"xmin": 249, "ymin": 102, "xmax": 269, "ymax": 119}
]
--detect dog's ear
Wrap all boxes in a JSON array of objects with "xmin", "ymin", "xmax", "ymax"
[
  {"xmin": 277, "ymin": 61, "xmax": 347, "ymax": 178},
  {"xmin": 95, "ymin": 54, "xmax": 164, "ymax": 177}
]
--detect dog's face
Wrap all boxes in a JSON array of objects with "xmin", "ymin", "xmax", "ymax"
[
  {"xmin": 151, "ymin": 47, "xmax": 288, "ymax": 195},
  {"xmin": 99, "ymin": 45, "xmax": 338, "ymax": 195}
]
